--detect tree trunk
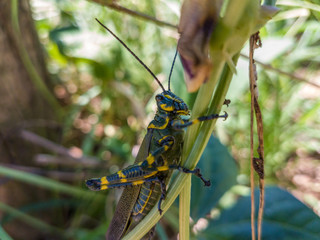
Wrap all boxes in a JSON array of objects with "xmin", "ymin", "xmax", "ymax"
[{"xmin": 0, "ymin": 1, "xmax": 60, "ymax": 239}]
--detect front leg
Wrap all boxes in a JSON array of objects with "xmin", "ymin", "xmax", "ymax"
[{"xmin": 172, "ymin": 112, "xmax": 228, "ymax": 130}]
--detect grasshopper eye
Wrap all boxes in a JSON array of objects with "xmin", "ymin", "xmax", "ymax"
[{"xmin": 156, "ymin": 95, "xmax": 164, "ymax": 102}]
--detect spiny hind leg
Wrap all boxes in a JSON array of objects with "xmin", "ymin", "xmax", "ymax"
[
  {"xmin": 86, "ymin": 177, "xmax": 143, "ymax": 191},
  {"xmin": 86, "ymin": 136, "xmax": 175, "ymax": 191},
  {"xmin": 86, "ymin": 164, "xmax": 154, "ymax": 191},
  {"xmin": 86, "ymin": 175, "xmax": 162, "ymax": 191},
  {"xmin": 169, "ymin": 165, "xmax": 211, "ymax": 186}
]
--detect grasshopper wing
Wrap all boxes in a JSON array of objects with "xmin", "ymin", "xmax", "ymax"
[{"xmin": 106, "ymin": 130, "xmax": 153, "ymax": 240}]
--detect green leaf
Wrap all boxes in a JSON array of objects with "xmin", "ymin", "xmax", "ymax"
[
  {"xmin": 190, "ymin": 136, "xmax": 238, "ymax": 220},
  {"xmin": 0, "ymin": 165, "xmax": 97, "ymax": 199},
  {"xmin": 199, "ymin": 186, "xmax": 320, "ymax": 240},
  {"xmin": 0, "ymin": 225, "xmax": 13, "ymax": 240}
]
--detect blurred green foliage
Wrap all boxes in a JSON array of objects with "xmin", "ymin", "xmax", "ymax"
[
  {"xmin": 217, "ymin": 0, "xmax": 320, "ymax": 182},
  {"xmin": 33, "ymin": 0, "xmax": 181, "ymax": 167},
  {"xmin": 1, "ymin": 0, "xmax": 320, "ymax": 239}
]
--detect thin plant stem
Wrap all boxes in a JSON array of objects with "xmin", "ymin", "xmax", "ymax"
[
  {"xmin": 90, "ymin": 0, "xmax": 177, "ymax": 28},
  {"xmin": 249, "ymin": 34, "xmax": 257, "ymax": 240},
  {"xmin": 258, "ymin": 179, "xmax": 265, "ymax": 240},
  {"xmin": 249, "ymin": 33, "xmax": 265, "ymax": 240},
  {"xmin": 179, "ymin": 175, "xmax": 191, "ymax": 240},
  {"xmin": 250, "ymin": 106, "xmax": 256, "ymax": 240},
  {"xmin": 240, "ymin": 54, "xmax": 320, "ymax": 89}
]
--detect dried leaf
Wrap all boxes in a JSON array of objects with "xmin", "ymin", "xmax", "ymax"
[{"xmin": 178, "ymin": 0, "xmax": 222, "ymax": 92}]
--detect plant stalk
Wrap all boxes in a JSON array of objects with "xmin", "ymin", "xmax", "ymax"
[{"xmin": 179, "ymin": 175, "xmax": 191, "ymax": 240}]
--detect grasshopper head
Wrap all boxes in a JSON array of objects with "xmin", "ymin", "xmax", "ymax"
[{"xmin": 156, "ymin": 91, "xmax": 190, "ymax": 115}]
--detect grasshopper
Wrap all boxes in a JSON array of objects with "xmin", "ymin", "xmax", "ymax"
[{"xmin": 86, "ymin": 19, "xmax": 228, "ymax": 240}]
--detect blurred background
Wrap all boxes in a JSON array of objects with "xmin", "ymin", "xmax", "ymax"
[{"xmin": 0, "ymin": 0, "xmax": 319, "ymax": 239}]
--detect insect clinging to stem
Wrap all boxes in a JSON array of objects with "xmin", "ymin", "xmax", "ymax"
[{"xmin": 86, "ymin": 18, "xmax": 228, "ymax": 240}]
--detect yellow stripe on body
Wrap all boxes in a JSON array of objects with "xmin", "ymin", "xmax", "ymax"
[
  {"xmin": 163, "ymin": 94, "xmax": 173, "ymax": 100},
  {"xmin": 163, "ymin": 94, "xmax": 182, "ymax": 103},
  {"xmin": 146, "ymin": 144, "xmax": 171, "ymax": 166},
  {"xmin": 160, "ymin": 104, "xmax": 174, "ymax": 111},
  {"xmin": 142, "ymin": 172, "xmax": 158, "ymax": 179},
  {"xmin": 100, "ymin": 176, "xmax": 109, "ymax": 185},
  {"xmin": 158, "ymin": 136, "xmax": 174, "ymax": 145},
  {"xmin": 146, "ymin": 154, "xmax": 155, "ymax": 165},
  {"xmin": 100, "ymin": 185, "xmax": 108, "ymax": 190},
  {"xmin": 176, "ymin": 110, "xmax": 189, "ymax": 115},
  {"xmin": 158, "ymin": 136, "xmax": 169, "ymax": 144},
  {"xmin": 117, "ymin": 171, "xmax": 126, "ymax": 179},
  {"xmin": 132, "ymin": 180, "xmax": 144, "ymax": 185},
  {"xmin": 148, "ymin": 117, "xmax": 169, "ymax": 130},
  {"xmin": 156, "ymin": 166, "xmax": 169, "ymax": 171}
]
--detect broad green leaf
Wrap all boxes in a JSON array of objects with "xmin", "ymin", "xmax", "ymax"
[
  {"xmin": 199, "ymin": 186, "xmax": 320, "ymax": 240},
  {"xmin": 190, "ymin": 136, "xmax": 238, "ymax": 220}
]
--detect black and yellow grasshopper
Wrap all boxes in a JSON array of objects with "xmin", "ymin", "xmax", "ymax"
[{"xmin": 86, "ymin": 19, "xmax": 228, "ymax": 240}]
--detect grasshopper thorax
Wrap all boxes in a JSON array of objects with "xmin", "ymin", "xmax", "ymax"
[{"xmin": 155, "ymin": 91, "xmax": 190, "ymax": 116}]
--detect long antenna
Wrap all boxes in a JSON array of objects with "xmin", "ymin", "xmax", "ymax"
[
  {"xmin": 95, "ymin": 18, "xmax": 166, "ymax": 92},
  {"xmin": 168, "ymin": 49, "xmax": 178, "ymax": 91}
]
